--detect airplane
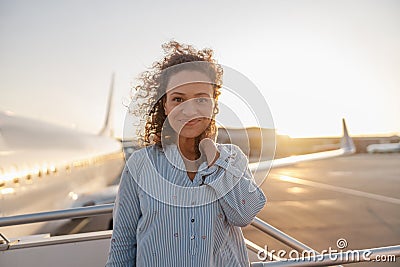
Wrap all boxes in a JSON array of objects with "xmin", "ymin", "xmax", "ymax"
[
  {"xmin": 366, "ymin": 142, "xmax": 400, "ymax": 153},
  {"xmin": 249, "ymin": 118, "xmax": 355, "ymax": 171},
  {"xmin": 0, "ymin": 75, "xmax": 125, "ymax": 237}
]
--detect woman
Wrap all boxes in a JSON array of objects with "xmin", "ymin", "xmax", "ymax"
[{"xmin": 106, "ymin": 41, "xmax": 266, "ymax": 267}]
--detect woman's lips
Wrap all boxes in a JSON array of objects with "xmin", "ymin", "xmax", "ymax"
[{"xmin": 182, "ymin": 118, "xmax": 202, "ymax": 126}]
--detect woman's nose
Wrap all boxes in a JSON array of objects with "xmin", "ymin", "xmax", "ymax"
[{"xmin": 181, "ymin": 101, "xmax": 198, "ymax": 116}]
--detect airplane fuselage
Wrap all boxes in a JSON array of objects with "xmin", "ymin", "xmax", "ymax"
[{"xmin": 0, "ymin": 111, "xmax": 124, "ymax": 237}]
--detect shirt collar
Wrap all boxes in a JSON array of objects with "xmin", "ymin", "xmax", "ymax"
[{"xmin": 163, "ymin": 143, "xmax": 232, "ymax": 175}]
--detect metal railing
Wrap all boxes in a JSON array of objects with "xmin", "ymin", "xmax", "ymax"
[
  {"xmin": 1, "ymin": 204, "xmax": 399, "ymax": 266},
  {"xmin": 250, "ymin": 217, "xmax": 342, "ymax": 267},
  {"xmin": 0, "ymin": 204, "xmax": 113, "ymax": 227},
  {"xmin": 252, "ymin": 217, "xmax": 317, "ymax": 253}
]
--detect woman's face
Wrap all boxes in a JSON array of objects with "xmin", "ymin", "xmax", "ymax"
[{"xmin": 164, "ymin": 70, "xmax": 215, "ymax": 139}]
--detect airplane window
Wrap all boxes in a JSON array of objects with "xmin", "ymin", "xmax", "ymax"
[
  {"xmin": 50, "ymin": 165, "xmax": 57, "ymax": 174},
  {"xmin": 25, "ymin": 174, "xmax": 33, "ymax": 184}
]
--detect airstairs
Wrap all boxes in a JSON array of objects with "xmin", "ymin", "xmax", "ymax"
[{"xmin": 1, "ymin": 204, "xmax": 399, "ymax": 266}]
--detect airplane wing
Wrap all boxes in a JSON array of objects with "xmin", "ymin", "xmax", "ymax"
[{"xmin": 249, "ymin": 118, "xmax": 355, "ymax": 173}]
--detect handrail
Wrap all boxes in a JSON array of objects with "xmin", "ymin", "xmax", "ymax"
[
  {"xmin": 0, "ymin": 205, "xmax": 320, "ymax": 256},
  {"xmin": 0, "ymin": 204, "xmax": 114, "ymax": 227},
  {"xmin": 0, "ymin": 205, "xmax": 283, "ymax": 260},
  {"xmin": 251, "ymin": 245, "xmax": 400, "ymax": 266},
  {"xmin": 0, "ymin": 205, "xmax": 323, "ymax": 255},
  {"xmin": 251, "ymin": 217, "xmax": 342, "ymax": 267},
  {"xmin": 2, "ymin": 231, "xmax": 112, "ymax": 250},
  {"xmin": 252, "ymin": 217, "xmax": 316, "ymax": 253}
]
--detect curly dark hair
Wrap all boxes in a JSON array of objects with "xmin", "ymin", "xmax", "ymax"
[{"xmin": 130, "ymin": 41, "xmax": 223, "ymax": 154}]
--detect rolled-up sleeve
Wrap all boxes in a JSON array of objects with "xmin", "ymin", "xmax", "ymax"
[
  {"xmin": 204, "ymin": 144, "xmax": 267, "ymax": 227},
  {"xmin": 106, "ymin": 163, "xmax": 141, "ymax": 266}
]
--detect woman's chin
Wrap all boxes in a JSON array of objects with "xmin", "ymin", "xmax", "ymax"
[
  {"xmin": 176, "ymin": 126, "xmax": 205, "ymax": 139},
  {"xmin": 178, "ymin": 131, "xmax": 203, "ymax": 139}
]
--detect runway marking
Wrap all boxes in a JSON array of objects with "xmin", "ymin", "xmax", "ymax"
[{"xmin": 276, "ymin": 175, "xmax": 400, "ymax": 205}]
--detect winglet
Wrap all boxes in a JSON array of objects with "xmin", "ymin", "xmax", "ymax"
[
  {"xmin": 340, "ymin": 118, "xmax": 356, "ymax": 154},
  {"xmin": 99, "ymin": 73, "xmax": 115, "ymax": 137}
]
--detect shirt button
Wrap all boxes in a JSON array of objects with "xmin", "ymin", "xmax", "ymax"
[
  {"xmin": 190, "ymin": 235, "xmax": 195, "ymax": 240},
  {"xmin": 191, "ymin": 218, "xmax": 195, "ymax": 223}
]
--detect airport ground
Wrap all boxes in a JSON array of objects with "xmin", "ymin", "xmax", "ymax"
[{"xmin": 243, "ymin": 153, "xmax": 400, "ymax": 266}]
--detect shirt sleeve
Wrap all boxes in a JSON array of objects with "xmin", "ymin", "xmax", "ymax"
[
  {"xmin": 203, "ymin": 144, "xmax": 267, "ymax": 227},
  {"xmin": 106, "ymin": 163, "xmax": 141, "ymax": 266}
]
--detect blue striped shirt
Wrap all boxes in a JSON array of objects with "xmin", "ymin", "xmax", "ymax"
[{"xmin": 106, "ymin": 143, "xmax": 266, "ymax": 266}]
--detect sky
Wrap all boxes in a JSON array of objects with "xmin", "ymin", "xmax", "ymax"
[{"xmin": 0, "ymin": 0, "xmax": 399, "ymax": 138}]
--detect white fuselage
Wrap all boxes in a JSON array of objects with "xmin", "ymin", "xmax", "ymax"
[{"xmin": 0, "ymin": 111, "xmax": 125, "ymax": 237}]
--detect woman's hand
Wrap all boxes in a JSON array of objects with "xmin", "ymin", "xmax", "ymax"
[{"xmin": 199, "ymin": 138, "xmax": 220, "ymax": 167}]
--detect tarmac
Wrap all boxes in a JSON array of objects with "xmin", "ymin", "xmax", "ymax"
[{"xmin": 244, "ymin": 153, "xmax": 400, "ymax": 266}]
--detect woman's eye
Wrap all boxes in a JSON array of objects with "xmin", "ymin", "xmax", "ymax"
[
  {"xmin": 172, "ymin": 97, "xmax": 183, "ymax": 103},
  {"xmin": 196, "ymin": 98, "xmax": 209, "ymax": 103}
]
